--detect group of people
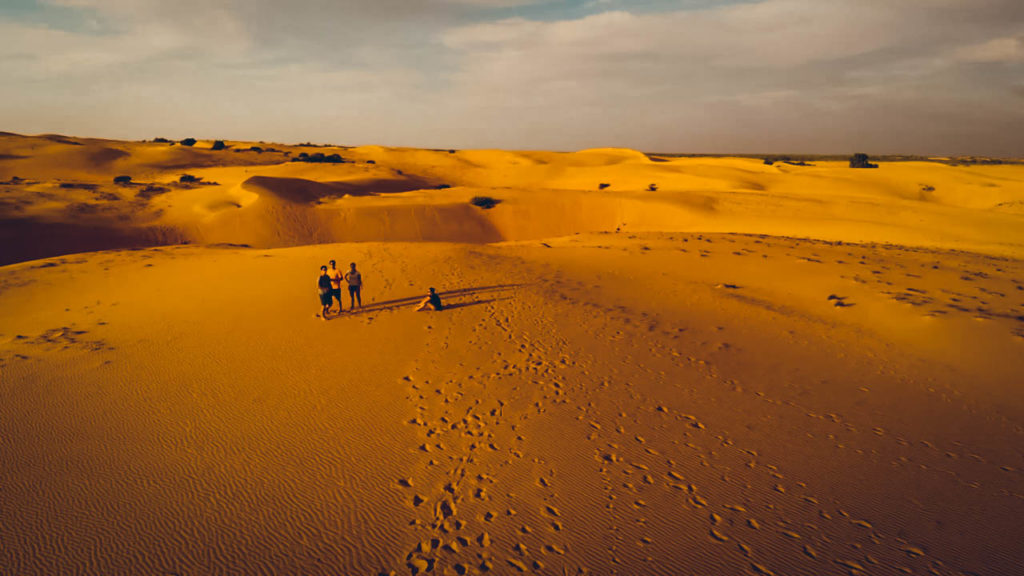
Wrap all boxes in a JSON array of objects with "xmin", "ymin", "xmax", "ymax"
[
  {"xmin": 317, "ymin": 260, "xmax": 363, "ymax": 319},
  {"xmin": 317, "ymin": 261, "xmax": 442, "ymax": 320}
]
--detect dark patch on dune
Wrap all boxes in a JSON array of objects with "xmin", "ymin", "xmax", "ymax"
[
  {"xmin": 40, "ymin": 134, "xmax": 83, "ymax": 146},
  {"xmin": 0, "ymin": 217, "xmax": 188, "ymax": 266},
  {"xmin": 242, "ymin": 175, "xmax": 440, "ymax": 204},
  {"xmin": 88, "ymin": 147, "xmax": 130, "ymax": 165},
  {"xmin": 0, "ymin": 153, "xmax": 28, "ymax": 161}
]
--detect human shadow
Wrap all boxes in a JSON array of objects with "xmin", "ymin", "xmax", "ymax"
[
  {"xmin": 442, "ymin": 296, "xmax": 513, "ymax": 311},
  {"xmin": 339, "ymin": 284, "xmax": 522, "ymax": 317}
]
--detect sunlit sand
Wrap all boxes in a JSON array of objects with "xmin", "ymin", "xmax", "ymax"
[{"xmin": 1, "ymin": 133, "xmax": 1022, "ymax": 575}]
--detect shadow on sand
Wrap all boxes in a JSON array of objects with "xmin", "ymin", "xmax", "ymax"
[{"xmin": 331, "ymin": 284, "xmax": 522, "ymax": 318}]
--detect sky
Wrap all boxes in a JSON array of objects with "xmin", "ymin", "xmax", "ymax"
[{"xmin": 1, "ymin": 0, "xmax": 1022, "ymax": 155}]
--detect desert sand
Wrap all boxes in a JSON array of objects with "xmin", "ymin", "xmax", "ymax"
[{"xmin": 1, "ymin": 133, "xmax": 1022, "ymax": 576}]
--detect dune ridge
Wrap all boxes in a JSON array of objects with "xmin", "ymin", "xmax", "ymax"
[{"xmin": 2, "ymin": 132, "xmax": 1023, "ymax": 265}]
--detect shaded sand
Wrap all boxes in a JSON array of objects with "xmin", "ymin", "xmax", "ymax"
[{"xmin": 1, "ymin": 133, "xmax": 1023, "ymax": 575}]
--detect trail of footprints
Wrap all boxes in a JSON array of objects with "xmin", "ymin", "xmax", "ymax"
[
  {"xmin": 385, "ymin": 288, "xmax": 578, "ymax": 575},
  {"xmin": 382, "ymin": 242, "xmax": 1004, "ymax": 575}
]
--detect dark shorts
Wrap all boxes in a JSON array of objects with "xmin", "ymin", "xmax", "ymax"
[
  {"xmin": 330, "ymin": 288, "xmax": 342, "ymax": 301},
  {"xmin": 319, "ymin": 290, "xmax": 332, "ymax": 306},
  {"xmin": 348, "ymin": 285, "xmax": 361, "ymax": 295}
]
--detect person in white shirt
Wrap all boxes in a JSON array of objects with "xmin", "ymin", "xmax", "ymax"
[{"xmin": 344, "ymin": 262, "xmax": 363, "ymax": 308}]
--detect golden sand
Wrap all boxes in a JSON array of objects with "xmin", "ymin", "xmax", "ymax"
[{"xmin": 1, "ymin": 133, "xmax": 1022, "ymax": 575}]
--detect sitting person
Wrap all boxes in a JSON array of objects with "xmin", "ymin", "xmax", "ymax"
[{"xmin": 414, "ymin": 287, "xmax": 443, "ymax": 311}]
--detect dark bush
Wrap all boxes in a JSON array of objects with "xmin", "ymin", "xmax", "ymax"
[
  {"xmin": 290, "ymin": 152, "xmax": 346, "ymax": 164},
  {"xmin": 647, "ymin": 183, "xmax": 658, "ymax": 191},
  {"xmin": 180, "ymin": 138, "xmax": 197, "ymax": 147},
  {"xmin": 470, "ymin": 196, "xmax": 499, "ymax": 209},
  {"xmin": 763, "ymin": 158, "xmax": 775, "ymax": 165},
  {"xmin": 436, "ymin": 184, "xmax": 452, "ymax": 190},
  {"xmin": 850, "ymin": 153, "xmax": 878, "ymax": 169},
  {"xmin": 179, "ymin": 174, "xmax": 202, "ymax": 183},
  {"xmin": 136, "ymin": 185, "xmax": 169, "ymax": 199},
  {"xmin": 113, "ymin": 175, "xmax": 132, "ymax": 185},
  {"xmin": 598, "ymin": 183, "xmax": 610, "ymax": 190},
  {"xmin": 153, "ymin": 137, "xmax": 171, "ymax": 143},
  {"xmin": 211, "ymin": 140, "xmax": 227, "ymax": 151},
  {"xmin": 366, "ymin": 160, "xmax": 376, "ymax": 164},
  {"xmin": 59, "ymin": 182, "xmax": 98, "ymax": 190}
]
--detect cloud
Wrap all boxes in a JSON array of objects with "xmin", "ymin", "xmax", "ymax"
[
  {"xmin": 1, "ymin": 0, "xmax": 1022, "ymax": 155},
  {"xmin": 437, "ymin": 0, "xmax": 553, "ymax": 6},
  {"xmin": 433, "ymin": 0, "xmax": 1024, "ymax": 153},
  {"xmin": 953, "ymin": 36, "xmax": 1024, "ymax": 63}
]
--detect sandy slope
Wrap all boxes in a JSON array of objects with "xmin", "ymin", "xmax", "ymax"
[{"xmin": 1, "ymin": 134, "xmax": 1023, "ymax": 576}]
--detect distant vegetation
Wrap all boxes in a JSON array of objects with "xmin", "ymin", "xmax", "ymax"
[
  {"xmin": 764, "ymin": 156, "xmax": 814, "ymax": 166},
  {"xmin": 470, "ymin": 196, "xmax": 499, "ymax": 209},
  {"xmin": 180, "ymin": 138, "xmax": 197, "ymax": 147},
  {"xmin": 647, "ymin": 183, "xmax": 658, "ymax": 191},
  {"xmin": 136, "ymin": 185, "xmax": 169, "ymax": 200},
  {"xmin": 598, "ymin": 183, "xmax": 611, "ymax": 190},
  {"xmin": 291, "ymin": 152, "xmax": 345, "ymax": 164},
  {"xmin": 152, "ymin": 137, "xmax": 172, "ymax": 144},
  {"xmin": 113, "ymin": 175, "xmax": 132, "ymax": 185},
  {"xmin": 58, "ymin": 182, "xmax": 98, "ymax": 190},
  {"xmin": 176, "ymin": 174, "xmax": 218, "ymax": 187},
  {"xmin": 211, "ymin": 140, "xmax": 227, "ymax": 151},
  {"xmin": 436, "ymin": 184, "xmax": 452, "ymax": 190},
  {"xmin": 850, "ymin": 153, "xmax": 879, "ymax": 169}
]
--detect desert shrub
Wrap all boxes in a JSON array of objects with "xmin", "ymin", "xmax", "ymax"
[
  {"xmin": 179, "ymin": 174, "xmax": 202, "ymax": 183},
  {"xmin": 920, "ymin": 184, "xmax": 935, "ymax": 192},
  {"xmin": 180, "ymin": 138, "xmax": 197, "ymax": 147},
  {"xmin": 366, "ymin": 160, "xmax": 376, "ymax": 164},
  {"xmin": 153, "ymin": 137, "xmax": 171, "ymax": 143},
  {"xmin": 647, "ymin": 183, "xmax": 658, "ymax": 191},
  {"xmin": 136, "ymin": 185, "xmax": 169, "ymax": 199},
  {"xmin": 763, "ymin": 158, "xmax": 775, "ymax": 165},
  {"xmin": 436, "ymin": 184, "xmax": 452, "ymax": 190},
  {"xmin": 470, "ymin": 196, "xmax": 499, "ymax": 209},
  {"xmin": 113, "ymin": 175, "xmax": 132, "ymax": 185},
  {"xmin": 849, "ymin": 153, "xmax": 878, "ymax": 169},
  {"xmin": 59, "ymin": 182, "xmax": 98, "ymax": 190},
  {"xmin": 598, "ymin": 183, "xmax": 610, "ymax": 190},
  {"xmin": 290, "ymin": 152, "xmax": 345, "ymax": 164},
  {"xmin": 449, "ymin": 149, "xmax": 456, "ymax": 154},
  {"xmin": 211, "ymin": 140, "xmax": 227, "ymax": 151}
]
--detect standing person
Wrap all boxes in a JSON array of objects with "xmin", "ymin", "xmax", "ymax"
[
  {"xmin": 328, "ymin": 260, "xmax": 344, "ymax": 313},
  {"xmin": 415, "ymin": 287, "xmax": 443, "ymax": 311},
  {"xmin": 344, "ymin": 262, "xmax": 363, "ymax": 309},
  {"xmin": 317, "ymin": 265, "xmax": 333, "ymax": 320}
]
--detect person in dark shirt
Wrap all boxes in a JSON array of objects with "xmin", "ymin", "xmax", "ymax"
[
  {"xmin": 317, "ymin": 265, "xmax": 333, "ymax": 320},
  {"xmin": 415, "ymin": 287, "xmax": 443, "ymax": 311}
]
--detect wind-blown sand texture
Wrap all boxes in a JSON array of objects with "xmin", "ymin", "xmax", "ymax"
[{"xmin": 1, "ymin": 133, "xmax": 1022, "ymax": 576}]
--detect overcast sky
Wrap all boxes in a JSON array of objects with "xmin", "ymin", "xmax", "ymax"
[{"xmin": 2, "ymin": 0, "xmax": 1022, "ymax": 155}]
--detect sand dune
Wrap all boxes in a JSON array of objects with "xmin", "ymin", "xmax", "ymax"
[{"xmin": 1, "ymin": 133, "xmax": 1023, "ymax": 575}]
